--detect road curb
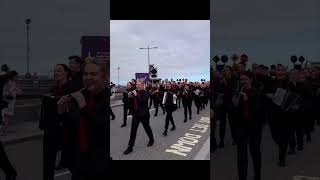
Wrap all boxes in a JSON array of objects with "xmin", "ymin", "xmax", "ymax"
[
  {"xmin": 2, "ymin": 132, "xmax": 44, "ymax": 146},
  {"xmin": 2, "ymin": 102, "xmax": 123, "ymax": 146},
  {"xmin": 111, "ymin": 103, "xmax": 123, "ymax": 107}
]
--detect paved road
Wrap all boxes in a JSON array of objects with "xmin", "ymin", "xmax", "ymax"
[
  {"xmin": 0, "ymin": 138, "xmax": 71, "ymax": 180},
  {"xmin": 211, "ymin": 121, "xmax": 320, "ymax": 180},
  {"xmin": 111, "ymin": 104, "xmax": 210, "ymax": 160},
  {"xmin": 0, "ymin": 101, "xmax": 209, "ymax": 179}
]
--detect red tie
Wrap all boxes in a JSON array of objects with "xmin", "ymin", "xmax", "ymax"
[
  {"xmin": 78, "ymin": 95, "xmax": 94, "ymax": 153},
  {"xmin": 243, "ymin": 98, "xmax": 250, "ymax": 121},
  {"xmin": 134, "ymin": 91, "xmax": 139, "ymax": 111}
]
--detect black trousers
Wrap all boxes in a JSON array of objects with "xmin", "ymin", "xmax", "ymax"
[
  {"xmin": 288, "ymin": 111, "xmax": 304, "ymax": 151},
  {"xmin": 194, "ymin": 99, "xmax": 201, "ymax": 114},
  {"xmin": 123, "ymin": 105, "xmax": 128, "ymax": 125},
  {"xmin": 183, "ymin": 101, "xmax": 192, "ymax": 120},
  {"xmin": 236, "ymin": 123, "xmax": 262, "ymax": 180},
  {"xmin": 149, "ymin": 95, "xmax": 153, "ymax": 108},
  {"xmin": 153, "ymin": 96, "xmax": 159, "ymax": 115},
  {"xmin": 216, "ymin": 108, "xmax": 237, "ymax": 144},
  {"xmin": 165, "ymin": 108, "xmax": 175, "ymax": 130},
  {"xmin": 43, "ymin": 131, "xmax": 61, "ymax": 180},
  {"xmin": 128, "ymin": 115, "xmax": 154, "ymax": 147},
  {"xmin": 0, "ymin": 140, "xmax": 16, "ymax": 178},
  {"xmin": 177, "ymin": 97, "xmax": 181, "ymax": 108},
  {"xmin": 269, "ymin": 111, "xmax": 291, "ymax": 164},
  {"xmin": 211, "ymin": 112, "xmax": 217, "ymax": 152},
  {"xmin": 109, "ymin": 106, "xmax": 115, "ymax": 118}
]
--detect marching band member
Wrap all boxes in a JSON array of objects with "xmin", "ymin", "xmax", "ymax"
[
  {"xmin": 181, "ymin": 84, "xmax": 193, "ymax": 122},
  {"xmin": 162, "ymin": 82, "xmax": 177, "ymax": 136},
  {"xmin": 233, "ymin": 72, "xmax": 264, "ymax": 180},
  {"xmin": 123, "ymin": 80, "xmax": 154, "ymax": 155}
]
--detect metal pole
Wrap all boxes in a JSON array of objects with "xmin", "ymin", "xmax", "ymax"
[
  {"xmin": 148, "ymin": 45, "xmax": 150, "ymax": 77},
  {"xmin": 27, "ymin": 23, "xmax": 30, "ymax": 74},
  {"xmin": 117, "ymin": 67, "xmax": 120, "ymax": 87}
]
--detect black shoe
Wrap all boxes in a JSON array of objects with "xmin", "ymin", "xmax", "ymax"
[
  {"xmin": 288, "ymin": 149, "xmax": 296, "ymax": 155},
  {"xmin": 121, "ymin": 124, "xmax": 126, "ymax": 128},
  {"xmin": 184, "ymin": 119, "xmax": 187, "ymax": 123},
  {"xmin": 297, "ymin": 146, "xmax": 303, "ymax": 151},
  {"xmin": 123, "ymin": 147, "xmax": 133, "ymax": 155},
  {"xmin": 55, "ymin": 163, "xmax": 65, "ymax": 170},
  {"xmin": 154, "ymin": 114, "xmax": 158, "ymax": 117},
  {"xmin": 171, "ymin": 126, "xmax": 176, "ymax": 131},
  {"xmin": 147, "ymin": 140, "xmax": 154, "ymax": 147},
  {"xmin": 189, "ymin": 116, "xmax": 192, "ymax": 120},
  {"xmin": 163, "ymin": 111, "xmax": 165, "ymax": 114},
  {"xmin": 163, "ymin": 130, "xmax": 168, "ymax": 136},
  {"xmin": 218, "ymin": 142, "xmax": 224, "ymax": 148},
  {"xmin": 111, "ymin": 116, "xmax": 115, "ymax": 120},
  {"xmin": 277, "ymin": 161, "xmax": 286, "ymax": 167}
]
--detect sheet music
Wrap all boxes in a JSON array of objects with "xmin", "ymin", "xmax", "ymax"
[{"xmin": 272, "ymin": 88, "xmax": 287, "ymax": 106}]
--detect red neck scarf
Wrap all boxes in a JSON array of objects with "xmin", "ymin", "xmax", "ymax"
[
  {"xmin": 134, "ymin": 91, "xmax": 140, "ymax": 111},
  {"xmin": 78, "ymin": 95, "xmax": 95, "ymax": 153}
]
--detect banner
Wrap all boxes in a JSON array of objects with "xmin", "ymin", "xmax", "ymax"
[
  {"xmin": 81, "ymin": 36, "xmax": 110, "ymax": 81},
  {"xmin": 135, "ymin": 73, "xmax": 150, "ymax": 82}
]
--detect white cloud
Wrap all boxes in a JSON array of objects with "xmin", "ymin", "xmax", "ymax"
[{"xmin": 110, "ymin": 20, "xmax": 210, "ymax": 85}]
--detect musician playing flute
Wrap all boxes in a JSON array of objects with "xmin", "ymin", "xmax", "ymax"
[
  {"xmin": 123, "ymin": 80, "xmax": 155, "ymax": 155},
  {"xmin": 181, "ymin": 83, "xmax": 193, "ymax": 122},
  {"xmin": 233, "ymin": 72, "xmax": 264, "ymax": 180}
]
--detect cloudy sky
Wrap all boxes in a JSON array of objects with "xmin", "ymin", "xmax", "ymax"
[
  {"xmin": 0, "ymin": 0, "xmax": 108, "ymax": 76},
  {"xmin": 211, "ymin": 0, "xmax": 320, "ymax": 68},
  {"xmin": 110, "ymin": 20, "xmax": 210, "ymax": 85}
]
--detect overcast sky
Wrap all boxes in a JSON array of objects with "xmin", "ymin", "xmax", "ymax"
[
  {"xmin": 110, "ymin": 20, "xmax": 210, "ymax": 85},
  {"xmin": 211, "ymin": 0, "xmax": 320, "ymax": 68},
  {"xmin": 0, "ymin": 0, "xmax": 108, "ymax": 76}
]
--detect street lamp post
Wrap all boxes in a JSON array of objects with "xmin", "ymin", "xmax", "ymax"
[
  {"xmin": 25, "ymin": 18, "xmax": 31, "ymax": 79},
  {"xmin": 117, "ymin": 66, "xmax": 120, "ymax": 87},
  {"xmin": 139, "ymin": 46, "xmax": 158, "ymax": 79}
]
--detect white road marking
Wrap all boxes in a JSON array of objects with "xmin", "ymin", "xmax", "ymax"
[
  {"xmin": 165, "ymin": 116, "xmax": 210, "ymax": 157},
  {"xmin": 194, "ymin": 137, "xmax": 210, "ymax": 160},
  {"xmin": 54, "ymin": 170, "xmax": 70, "ymax": 178},
  {"xmin": 293, "ymin": 176, "xmax": 320, "ymax": 180}
]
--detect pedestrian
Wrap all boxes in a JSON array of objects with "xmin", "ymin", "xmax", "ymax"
[
  {"xmin": 1, "ymin": 70, "xmax": 18, "ymax": 134},
  {"xmin": 40, "ymin": 64, "xmax": 73, "ymax": 180},
  {"xmin": 0, "ymin": 68, "xmax": 17, "ymax": 180}
]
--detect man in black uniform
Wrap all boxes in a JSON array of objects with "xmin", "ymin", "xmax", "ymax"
[
  {"xmin": 181, "ymin": 84, "xmax": 193, "ymax": 122},
  {"xmin": 150, "ymin": 83, "xmax": 160, "ymax": 116},
  {"xmin": 159, "ymin": 82, "xmax": 166, "ymax": 114},
  {"xmin": 121, "ymin": 82, "xmax": 134, "ymax": 127},
  {"xmin": 162, "ymin": 82, "xmax": 177, "ymax": 136},
  {"xmin": 233, "ymin": 72, "xmax": 264, "ymax": 180},
  {"xmin": 123, "ymin": 80, "xmax": 154, "ymax": 155},
  {"xmin": 265, "ymin": 64, "xmax": 290, "ymax": 167},
  {"xmin": 0, "ymin": 68, "xmax": 17, "ymax": 180}
]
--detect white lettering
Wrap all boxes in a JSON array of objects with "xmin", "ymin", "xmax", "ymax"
[{"xmin": 199, "ymin": 117, "xmax": 210, "ymax": 124}]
